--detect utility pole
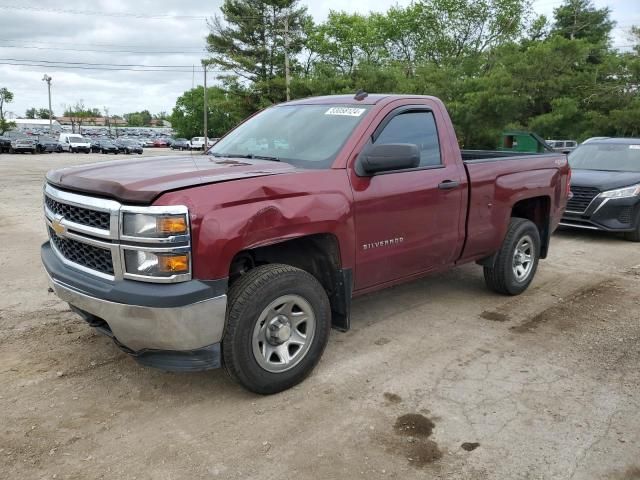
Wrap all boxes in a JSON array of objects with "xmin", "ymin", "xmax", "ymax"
[
  {"xmin": 284, "ymin": 15, "xmax": 290, "ymax": 101},
  {"xmin": 42, "ymin": 74, "xmax": 53, "ymax": 134},
  {"xmin": 202, "ymin": 60, "xmax": 209, "ymax": 151},
  {"xmin": 104, "ymin": 107, "xmax": 111, "ymax": 136}
]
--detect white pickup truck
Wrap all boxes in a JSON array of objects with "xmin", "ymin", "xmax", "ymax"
[{"xmin": 190, "ymin": 137, "xmax": 219, "ymax": 150}]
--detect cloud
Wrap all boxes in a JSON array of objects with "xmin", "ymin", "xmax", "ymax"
[{"xmin": 0, "ymin": 0, "xmax": 637, "ymax": 118}]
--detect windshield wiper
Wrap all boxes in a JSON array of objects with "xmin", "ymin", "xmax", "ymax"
[{"xmin": 213, "ymin": 153, "xmax": 280, "ymax": 162}]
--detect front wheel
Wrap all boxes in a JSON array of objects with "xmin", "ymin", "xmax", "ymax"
[
  {"xmin": 223, "ymin": 264, "xmax": 331, "ymax": 394},
  {"xmin": 624, "ymin": 222, "xmax": 640, "ymax": 242},
  {"xmin": 484, "ymin": 218, "xmax": 541, "ymax": 295}
]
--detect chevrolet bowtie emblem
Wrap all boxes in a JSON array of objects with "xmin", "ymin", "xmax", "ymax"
[{"xmin": 51, "ymin": 217, "xmax": 66, "ymax": 236}]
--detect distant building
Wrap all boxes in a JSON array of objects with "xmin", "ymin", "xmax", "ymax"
[
  {"xmin": 14, "ymin": 118, "xmax": 63, "ymax": 130},
  {"xmin": 56, "ymin": 116, "xmax": 127, "ymax": 127},
  {"xmin": 150, "ymin": 118, "xmax": 172, "ymax": 127}
]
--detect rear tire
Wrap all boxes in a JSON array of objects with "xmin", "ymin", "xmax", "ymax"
[
  {"xmin": 223, "ymin": 264, "xmax": 331, "ymax": 394},
  {"xmin": 484, "ymin": 217, "xmax": 541, "ymax": 295}
]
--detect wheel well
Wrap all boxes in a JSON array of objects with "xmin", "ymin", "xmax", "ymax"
[
  {"xmin": 228, "ymin": 234, "xmax": 352, "ymax": 331},
  {"xmin": 511, "ymin": 196, "xmax": 551, "ymax": 258}
]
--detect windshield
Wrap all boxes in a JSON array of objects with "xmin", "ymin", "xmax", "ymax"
[
  {"xmin": 69, "ymin": 136, "xmax": 85, "ymax": 143},
  {"xmin": 569, "ymin": 143, "xmax": 640, "ymax": 172},
  {"xmin": 209, "ymin": 104, "xmax": 372, "ymax": 168}
]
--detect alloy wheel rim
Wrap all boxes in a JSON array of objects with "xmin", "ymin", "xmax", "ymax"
[
  {"xmin": 512, "ymin": 235, "xmax": 534, "ymax": 282},
  {"xmin": 252, "ymin": 294, "xmax": 316, "ymax": 373}
]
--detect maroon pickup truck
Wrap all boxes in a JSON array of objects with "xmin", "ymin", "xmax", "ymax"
[{"xmin": 42, "ymin": 94, "xmax": 570, "ymax": 393}]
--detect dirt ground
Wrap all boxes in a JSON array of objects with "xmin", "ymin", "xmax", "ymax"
[{"xmin": 1, "ymin": 150, "xmax": 639, "ymax": 480}]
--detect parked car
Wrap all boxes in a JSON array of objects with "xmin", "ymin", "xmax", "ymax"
[
  {"xmin": 10, "ymin": 135, "xmax": 37, "ymax": 154},
  {"xmin": 547, "ymin": 139, "xmax": 578, "ymax": 154},
  {"xmin": 0, "ymin": 136, "xmax": 11, "ymax": 153},
  {"xmin": 115, "ymin": 139, "xmax": 143, "ymax": 154},
  {"xmin": 42, "ymin": 94, "xmax": 570, "ymax": 394},
  {"xmin": 36, "ymin": 135, "xmax": 59, "ymax": 153},
  {"xmin": 560, "ymin": 137, "xmax": 640, "ymax": 241},
  {"xmin": 152, "ymin": 138, "xmax": 169, "ymax": 148},
  {"xmin": 58, "ymin": 133, "xmax": 91, "ymax": 153},
  {"xmin": 142, "ymin": 138, "xmax": 155, "ymax": 148},
  {"xmin": 98, "ymin": 140, "xmax": 120, "ymax": 154},
  {"xmin": 171, "ymin": 138, "xmax": 191, "ymax": 151},
  {"xmin": 190, "ymin": 136, "xmax": 210, "ymax": 150}
]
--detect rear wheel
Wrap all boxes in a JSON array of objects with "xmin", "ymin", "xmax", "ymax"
[
  {"xmin": 223, "ymin": 264, "xmax": 331, "ymax": 394},
  {"xmin": 484, "ymin": 218, "xmax": 541, "ymax": 295}
]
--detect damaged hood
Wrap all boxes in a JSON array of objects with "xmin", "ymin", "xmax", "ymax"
[{"xmin": 46, "ymin": 154, "xmax": 298, "ymax": 204}]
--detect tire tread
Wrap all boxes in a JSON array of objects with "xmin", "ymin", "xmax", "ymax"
[
  {"xmin": 223, "ymin": 264, "xmax": 330, "ymax": 394},
  {"xmin": 484, "ymin": 217, "xmax": 539, "ymax": 295}
]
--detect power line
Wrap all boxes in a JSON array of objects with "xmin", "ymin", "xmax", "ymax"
[
  {"xmin": 0, "ymin": 4, "xmax": 207, "ymax": 20},
  {"xmin": 0, "ymin": 61, "xmax": 218, "ymax": 73},
  {"xmin": 0, "ymin": 44, "xmax": 205, "ymax": 55},
  {"xmin": 0, "ymin": 38, "xmax": 204, "ymax": 49},
  {"xmin": 0, "ymin": 4, "xmax": 264, "ymax": 20},
  {"xmin": 0, "ymin": 57, "xmax": 209, "ymax": 68}
]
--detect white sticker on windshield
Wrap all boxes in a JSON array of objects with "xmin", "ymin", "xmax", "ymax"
[
  {"xmin": 629, "ymin": 145, "xmax": 640, "ymax": 149},
  {"xmin": 325, "ymin": 107, "xmax": 366, "ymax": 117}
]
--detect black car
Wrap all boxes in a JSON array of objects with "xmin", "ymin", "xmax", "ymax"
[
  {"xmin": 37, "ymin": 135, "xmax": 59, "ymax": 153},
  {"xmin": 115, "ymin": 139, "xmax": 143, "ymax": 154},
  {"xmin": 171, "ymin": 138, "xmax": 190, "ymax": 151},
  {"xmin": 561, "ymin": 138, "xmax": 640, "ymax": 241},
  {"xmin": 0, "ymin": 136, "xmax": 10, "ymax": 153},
  {"xmin": 97, "ymin": 139, "xmax": 119, "ymax": 154}
]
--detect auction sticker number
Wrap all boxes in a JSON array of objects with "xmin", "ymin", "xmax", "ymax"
[{"xmin": 325, "ymin": 107, "xmax": 366, "ymax": 117}]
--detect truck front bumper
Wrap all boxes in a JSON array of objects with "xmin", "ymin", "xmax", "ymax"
[{"xmin": 42, "ymin": 241, "xmax": 228, "ymax": 371}]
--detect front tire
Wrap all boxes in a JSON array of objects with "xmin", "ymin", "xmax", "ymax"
[
  {"xmin": 484, "ymin": 218, "xmax": 541, "ymax": 295},
  {"xmin": 223, "ymin": 264, "xmax": 331, "ymax": 394},
  {"xmin": 624, "ymin": 223, "xmax": 640, "ymax": 242}
]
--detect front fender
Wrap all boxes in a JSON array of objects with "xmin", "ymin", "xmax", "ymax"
[{"xmin": 156, "ymin": 169, "xmax": 356, "ymax": 281}]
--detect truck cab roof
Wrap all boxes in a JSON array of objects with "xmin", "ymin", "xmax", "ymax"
[{"xmin": 283, "ymin": 94, "xmax": 440, "ymax": 106}]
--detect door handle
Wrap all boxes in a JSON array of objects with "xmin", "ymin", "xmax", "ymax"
[{"xmin": 438, "ymin": 180, "xmax": 460, "ymax": 190}]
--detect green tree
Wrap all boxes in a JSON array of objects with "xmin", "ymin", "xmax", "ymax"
[
  {"xmin": 64, "ymin": 100, "xmax": 96, "ymax": 133},
  {"xmin": 206, "ymin": 0, "xmax": 310, "ymax": 102},
  {"xmin": 123, "ymin": 110, "xmax": 153, "ymax": 126},
  {"xmin": 552, "ymin": 0, "xmax": 614, "ymax": 44},
  {"xmin": 0, "ymin": 87, "xmax": 16, "ymax": 134},
  {"xmin": 170, "ymin": 84, "xmax": 251, "ymax": 139},
  {"xmin": 25, "ymin": 107, "xmax": 54, "ymax": 119},
  {"xmin": 37, "ymin": 108, "xmax": 53, "ymax": 119}
]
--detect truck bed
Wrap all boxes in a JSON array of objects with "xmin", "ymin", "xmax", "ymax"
[{"xmin": 462, "ymin": 150, "xmax": 558, "ymax": 162}]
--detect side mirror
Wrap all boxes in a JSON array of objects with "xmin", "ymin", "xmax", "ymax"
[{"xmin": 358, "ymin": 143, "xmax": 420, "ymax": 175}]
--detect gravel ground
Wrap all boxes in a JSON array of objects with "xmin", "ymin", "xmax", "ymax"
[{"xmin": 1, "ymin": 151, "xmax": 639, "ymax": 480}]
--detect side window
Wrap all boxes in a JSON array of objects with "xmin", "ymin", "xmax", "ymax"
[{"xmin": 374, "ymin": 111, "xmax": 441, "ymax": 167}]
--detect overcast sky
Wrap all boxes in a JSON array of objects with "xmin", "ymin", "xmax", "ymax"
[{"xmin": 0, "ymin": 0, "xmax": 637, "ymax": 118}]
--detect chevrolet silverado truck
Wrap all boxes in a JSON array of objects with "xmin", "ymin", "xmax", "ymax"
[{"xmin": 42, "ymin": 94, "xmax": 570, "ymax": 394}]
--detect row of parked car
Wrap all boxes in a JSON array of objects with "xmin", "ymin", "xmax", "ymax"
[
  {"xmin": 0, "ymin": 133, "xmax": 145, "ymax": 155},
  {"xmin": 0, "ymin": 132, "xmax": 220, "ymax": 154}
]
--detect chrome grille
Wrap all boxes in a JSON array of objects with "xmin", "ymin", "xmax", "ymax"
[
  {"xmin": 45, "ymin": 195, "xmax": 110, "ymax": 230},
  {"xmin": 567, "ymin": 186, "xmax": 600, "ymax": 213},
  {"xmin": 49, "ymin": 227, "xmax": 114, "ymax": 275}
]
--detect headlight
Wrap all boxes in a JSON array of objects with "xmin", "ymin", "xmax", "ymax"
[
  {"xmin": 122, "ymin": 212, "xmax": 188, "ymax": 238},
  {"xmin": 599, "ymin": 184, "xmax": 640, "ymax": 199},
  {"xmin": 124, "ymin": 250, "xmax": 190, "ymax": 277}
]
